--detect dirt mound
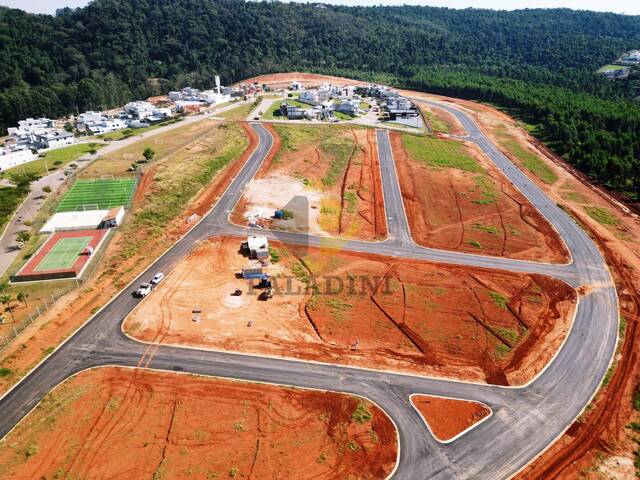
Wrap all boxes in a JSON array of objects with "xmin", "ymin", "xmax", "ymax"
[{"xmin": 411, "ymin": 395, "xmax": 491, "ymax": 442}]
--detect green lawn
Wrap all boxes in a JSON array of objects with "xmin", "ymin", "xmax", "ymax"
[
  {"xmin": 4, "ymin": 143, "xmax": 103, "ymax": 176},
  {"xmin": 96, "ymin": 117, "xmax": 183, "ymax": 141},
  {"xmin": 333, "ymin": 111, "xmax": 356, "ymax": 121},
  {"xmin": 35, "ymin": 236, "xmax": 91, "ymax": 271},
  {"xmin": 402, "ymin": 134, "xmax": 482, "ymax": 172},
  {"xmin": 596, "ymin": 64, "xmax": 627, "ymax": 73},
  {"xmin": 56, "ymin": 178, "xmax": 137, "ymax": 212}
]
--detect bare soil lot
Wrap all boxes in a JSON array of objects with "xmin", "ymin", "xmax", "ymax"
[
  {"xmin": 231, "ymin": 124, "xmax": 386, "ymax": 240},
  {"xmin": 0, "ymin": 367, "xmax": 396, "ymax": 479},
  {"xmin": 125, "ymin": 237, "xmax": 576, "ymax": 385},
  {"xmin": 411, "ymin": 395, "xmax": 491, "ymax": 442},
  {"xmin": 392, "ymin": 131, "xmax": 569, "ymax": 263}
]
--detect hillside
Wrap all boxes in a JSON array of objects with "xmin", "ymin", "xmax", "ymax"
[{"xmin": 1, "ymin": 0, "xmax": 640, "ymax": 196}]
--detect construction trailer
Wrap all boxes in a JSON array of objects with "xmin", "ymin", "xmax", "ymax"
[
  {"xmin": 242, "ymin": 264, "xmax": 264, "ymax": 280},
  {"xmin": 247, "ymin": 235, "xmax": 269, "ymax": 260}
]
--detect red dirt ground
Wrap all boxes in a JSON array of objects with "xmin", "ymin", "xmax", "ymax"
[
  {"xmin": 14, "ymin": 229, "xmax": 107, "ymax": 281},
  {"xmin": 125, "ymin": 236, "xmax": 576, "ymax": 386},
  {"xmin": 422, "ymin": 104, "xmax": 465, "ymax": 136},
  {"xmin": 411, "ymin": 395, "xmax": 491, "ymax": 442},
  {"xmin": 0, "ymin": 121, "xmax": 256, "ymax": 398},
  {"xmin": 232, "ymin": 126, "xmax": 386, "ymax": 240},
  {"xmin": 236, "ymin": 72, "xmax": 367, "ymax": 89},
  {"xmin": 0, "ymin": 367, "xmax": 397, "ymax": 479},
  {"xmin": 391, "ymin": 131, "xmax": 569, "ymax": 263}
]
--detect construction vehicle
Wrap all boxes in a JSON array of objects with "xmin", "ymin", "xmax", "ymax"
[
  {"xmin": 231, "ymin": 289, "xmax": 242, "ymax": 296},
  {"xmin": 259, "ymin": 287, "xmax": 274, "ymax": 301}
]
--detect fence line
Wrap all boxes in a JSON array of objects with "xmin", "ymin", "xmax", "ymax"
[{"xmin": 0, "ymin": 229, "xmax": 115, "ymax": 353}]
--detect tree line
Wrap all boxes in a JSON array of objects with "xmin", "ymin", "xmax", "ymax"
[{"xmin": 1, "ymin": 0, "xmax": 639, "ymax": 196}]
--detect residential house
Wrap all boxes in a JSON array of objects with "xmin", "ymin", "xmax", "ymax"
[{"xmin": 0, "ymin": 148, "xmax": 36, "ymax": 171}]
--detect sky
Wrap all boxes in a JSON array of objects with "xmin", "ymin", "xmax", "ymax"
[{"xmin": 0, "ymin": 0, "xmax": 638, "ymax": 15}]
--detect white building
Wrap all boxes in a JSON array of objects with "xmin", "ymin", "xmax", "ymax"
[
  {"xmin": 0, "ymin": 148, "xmax": 37, "ymax": 171},
  {"xmin": 299, "ymin": 89, "xmax": 320, "ymax": 105},
  {"xmin": 77, "ymin": 111, "xmax": 104, "ymax": 126},
  {"xmin": 247, "ymin": 235, "xmax": 269, "ymax": 260},
  {"xmin": 8, "ymin": 118, "xmax": 53, "ymax": 137},
  {"xmin": 336, "ymin": 100, "xmax": 359, "ymax": 115},
  {"xmin": 34, "ymin": 131, "xmax": 75, "ymax": 150},
  {"xmin": 88, "ymin": 119, "xmax": 128, "ymax": 134},
  {"xmin": 620, "ymin": 50, "xmax": 640, "ymax": 64},
  {"xmin": 124, "ymin": 101, "xmax": 155, "ymax": 120}
]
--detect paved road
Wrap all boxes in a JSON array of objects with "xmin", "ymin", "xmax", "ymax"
[
  {"xmin": 0, "ymin": 102, "xmax": 254, "ymax": 278},
  {"xmin": 0, "ymin": 107, "xmax": 618, "ymax": 479}
]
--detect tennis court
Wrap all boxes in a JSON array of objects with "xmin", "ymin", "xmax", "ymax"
[
  {"xmin": 34, "ymin": 236, "xmax": 91, "ymax": 271},
  {"xmin": 56, "ymin": 178, "xmax": 137, "ymax": 212},
  {"xmin": 13, "ymin": 229, "xmax": 108, "ymax": 282}
]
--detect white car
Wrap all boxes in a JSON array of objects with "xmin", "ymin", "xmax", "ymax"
[
  {"xmin": 135, "ymin": 283, "xmax": 152, "ymax": 297},
  {"xmin": 151, "ymin": 272, "xmax": 165, "ymax": 284}
]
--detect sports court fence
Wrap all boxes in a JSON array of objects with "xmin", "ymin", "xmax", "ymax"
[{"xmin": 0, "ymin": 229, "xmax": 115, "ymax": 353}]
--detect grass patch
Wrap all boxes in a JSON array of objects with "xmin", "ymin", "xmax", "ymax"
[
  {"xmin": 473, "ymin": 223, "xmax": 500, "ymax": 235},
  {"xmin": 584, "ymin": 206, "xmax": 619, "ymax": 226},
  {"xmin": 343, "ymin": 190, "xmax": 357, "ymax": 213},
  {"xmin": 333, "ymin": 111, "xmax": 356, "ymax": 121},
  {"xmin": 114, "ymin": 123, "xmax": 247, "ymax": 260},
  {"xmin": 495, "ymin": 327, "xmax": 519, "ymax": 344},
  {"xmin": 472, "ymin": 175, "xmax": 498, "ymax": 205},
  {"xmin": 402, "ymin": 134, "xmax": 481, "ymax": 172},
  {"xmin": 468, "ymin": 239, "xmax": 482, "ymax": 248},
  {"xmin": 0, "ymin": 367, "xmax": 12, "ymax": 377},
  {"xmin": 0, "ymin": 173, "xmax": 37, "ymax": 233},
  {"xmin": 321, "ymin": 135, "xmax": 354, "ymax": 186},
  {"xmin": 495, "ymin": 343, "xmax": 512, "ymax": 357},
  {"xmin": 421, "ymin": 107, "xmax": 450, "ymax": 134},
  {"xmin": 326, "ymin": 298, "xmax": 353, "ymax": 312},
  {"xmin": 495, "ymin": 127, "xmax": 557, "ymax": 184},
  {"xmin": 489, "ymin": 291, "xmax": 508, "ymax": 310},
  {"xmin": 268, "ymin": 246, "xmax": 280, "ymax": 263},
  {"xmin": 218, "ymin": 100, "xmax": 258, "ymax": 120},
  {"xmin": 352, "ymin": 403, "xmax": 373, "ymax": 424},
  {"xmin": 560, "ymin": 190, "xmax": 587, "ymax": 203},
  {"xmin": 4, "ymin": 143, "xmax": 103, "ymax": 176}
]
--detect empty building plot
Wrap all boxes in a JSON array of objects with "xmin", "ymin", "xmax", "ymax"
[{"xmin": 56, "ymin": 178, "xmax": 137, "ymax": 212}]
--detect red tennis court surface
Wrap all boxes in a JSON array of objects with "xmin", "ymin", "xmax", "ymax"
[{"xmin": 13, "ymin": 230, "xmax": 108, "ymax": 282}]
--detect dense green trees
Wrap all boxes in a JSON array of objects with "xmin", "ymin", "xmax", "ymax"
[{"xmin": 0, "ymin": 0, "xmax": 639, "ymax": 196}]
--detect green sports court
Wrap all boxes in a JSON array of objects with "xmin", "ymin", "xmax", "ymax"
[
  {"xmin": 56, "ymin": 178, "xmax": 137, "ymax": 212},
  {"xmin": 13, "ymin": 229, "xmax": 107, "ymax": 282},
  {"xmin": 34, "ymin": 236, "xmax": 92, "ymax": 271}
]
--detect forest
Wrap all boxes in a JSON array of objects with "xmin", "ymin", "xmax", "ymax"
[{"xmin": 1, "ymin": 0, "xmax": 640, "ymax": 196}]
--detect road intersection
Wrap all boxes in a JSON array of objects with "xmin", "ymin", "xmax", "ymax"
[{"xmin": 0, "ymin": 103, "xmax": 618, "ymax": 479}]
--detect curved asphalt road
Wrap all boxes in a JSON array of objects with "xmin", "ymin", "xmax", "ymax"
[{"xmin": 0, "ymin": 108, "xmax": 618, "ymax": 479}]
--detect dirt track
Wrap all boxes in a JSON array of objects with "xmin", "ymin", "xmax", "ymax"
[
  {"xmin": 125, "ymin": 236, "xmax": 576, "ymax": 386},
  {"xmin": 0, "ymin": 367, "xmax": 397, "ymax": 479}
]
